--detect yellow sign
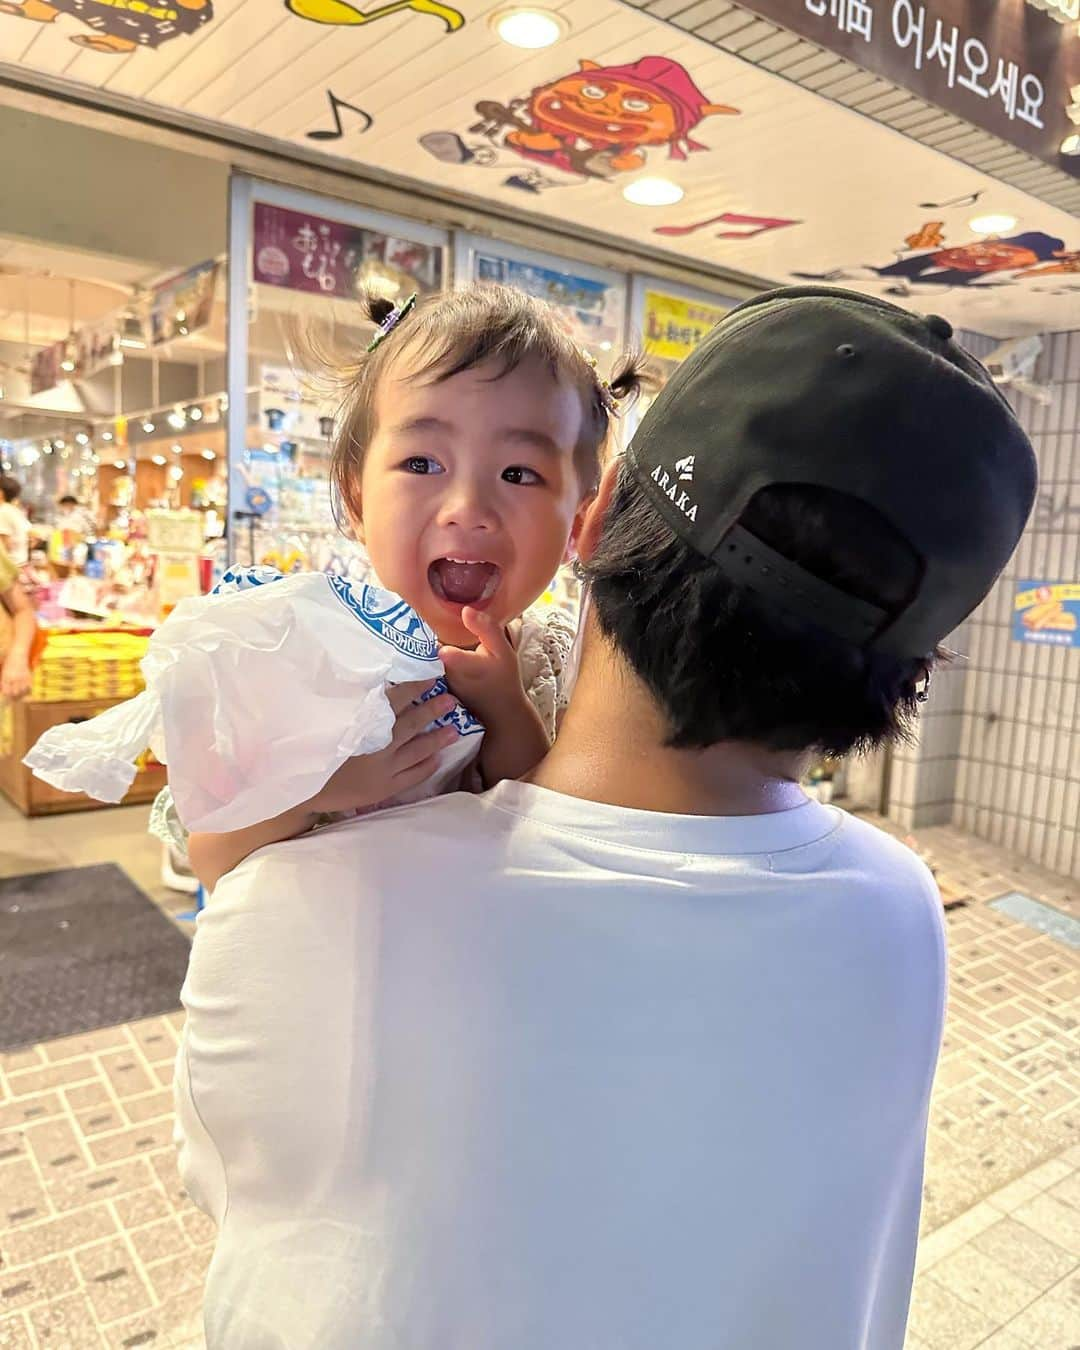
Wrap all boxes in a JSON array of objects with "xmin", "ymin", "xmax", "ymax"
[{"xmin": 643, "ymin": 290, "xmax": 729, "ymax": 364}]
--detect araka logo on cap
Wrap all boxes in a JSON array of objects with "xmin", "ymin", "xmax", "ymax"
[{"xmin": 651, "ymin": 460, "xmax": 698, "ymax": 523}]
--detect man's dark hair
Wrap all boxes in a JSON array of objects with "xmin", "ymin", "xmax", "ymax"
[
  {"xmin": 0, "ymin": 476, "xmax": 20, "ymax": 503},
  {"xmin": 58, "ymin": 495, "xmax": 79, "ymax": 506},
  {"xmin": 584, "ymin": 460, "xmax": 940, "ymax": 757}
]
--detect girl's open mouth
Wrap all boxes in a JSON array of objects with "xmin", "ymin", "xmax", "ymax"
[{"xmin": 428, "ymin": 558, "xmax": 501, "ymax": 608}]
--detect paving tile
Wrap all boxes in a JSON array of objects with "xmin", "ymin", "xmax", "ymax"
[
  {"xmin": 1, "ymin": 1160, "xmax": 48, "ymax": 1229},
  {"xmin": 65, "ymin": 1083, "xmax": 111, "ymax": 1112},
  {"xmin": 4, "ymin": 1060, "xmax": 98, "ymax": 1098},
  {"xmin": 1048, "ymin": 1170, "xmax": 1080, "ymax": 1212},
  {"xmin": 1, "ymin": 1205, "xmax": 118, "ymax": 1270},
  {"xmin": 27, "ymin": 1292, "xmax": 106, "ymax": 1348},
  {"xmin": 970, "ymin": 1215, "xmax": 1078, "ymax": 1292},
  {"xmin": 125, "ymin": 1020, "xmax": 179, "ymax": 1066},
  {"xmin": 974, "ymin": 1327, "xmax": 1037, "ymax": 1349},
  {"xmin": 22, "ymin": 1118, "xmax": 91, "ymax": 1177},
  {"xmin": 129, "ymin": 1218, "xmax": 189, "ymax": 1268},
  {"xmin": 916, "ymin": 1202, "xmax": 1001, "ymax": 1271},
  {"xmin": 931, "ymin": 1241, "xmax": 1044, "ymax": 1323},
  {"xmin": 1003, "ymin": 1280, "xmax": 1080, "ymax": 1349},
  {"xmin": 111, "ymin": 1189, "xmax": 172, "ymax": 1231},
  {"xmin": 122, "ymin": 1091, "xmax": 175, "ymax": 1126},
  {"xmin": 88, "ymin": 1120, "xmax": 174, "ymax": 1168},
  {"xmin": 74, "ymin": 1239, "xmax": 154, "ymax": 1325},
  {"xmin": 1013, "ymin": 1193, "xmax": 1080, "ymax": 1257},
  {"xmin": 47, "ymin": 1157, "xmax": 155, "ymax": 1214},
  {"xmin": 179, "ymin": 1210, "xmax": 216, "ymax": 1248},
  {"xmin": 905, "ymin": 1275, "xmax": 1003, "ymax": 1350},
  {"xmin": 76, "ymin": 1106, "xmax": 126, "ymax": 1139},
  {"xmin": 97, "ymin": 1055, "xmax": 155, "ymax": 1102},
  {"xmin": 143, "ymin": 1246, "xmax": 212, "ymax": 1305},
  {"xmin": 0, "ymin": 1094, "xmax": 63, "ymax": 1131},
  {"xmin": 0, "ymin": 1255, "xmax": 79, "ymax": 1313},
  {"xmin": 0, "ymin": 1314, "xmax": 32, "ymax": 1350},
  {"xmin": 42, "ymin": 1028, "xmax": 130, "ymax": 1064}
]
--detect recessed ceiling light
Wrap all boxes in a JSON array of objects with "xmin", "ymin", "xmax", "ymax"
[
  {"xmin": 623, "ymin": 177, "xmax": 684, "ymax": 207},
  {"xmin": 142, "ymin": 420, "xmax": 155, "ymax": 434},
  {"xmin": 113, "ymin": 459, "xmax": 127, "ymax": 470},
  {"xmin": 969, "ymin": 213, "xmax": 1018, "ymax": 235},
  {"xmin": 492, "ymin": 7, "xmax": 565, "ymax": 48},
  {"xmin": 201, "ymin": 449, "xmax": 217, "ymax": 460},
  {"xmin": 151, "ymin": 454, "xmax": 167, "ymax": 465}
]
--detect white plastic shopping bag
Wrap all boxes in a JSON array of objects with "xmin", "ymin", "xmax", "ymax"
[{"xmin": 24, "ymin": 566, "xmax": 483, "ymax": 832}]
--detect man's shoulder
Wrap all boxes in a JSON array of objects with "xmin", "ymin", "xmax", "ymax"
[{"xmin": 226, "ymin": 792, "xmax": 497, "ymax": 886}]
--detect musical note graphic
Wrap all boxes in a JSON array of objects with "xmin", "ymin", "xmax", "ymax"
[
  {"xmin": 917, "ymin": 190, "xmax": 982, "ymax": 209},
  {"xmin": 307, "ymin": 90, "xmax": 373, "ymax": 142},
  {"xmin": 655, "ymin": 212, "xmax": 800, "ymax": 240}
]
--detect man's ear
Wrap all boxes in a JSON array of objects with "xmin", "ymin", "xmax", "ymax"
[{"xmin": 575, "ymin": 457, "xmax": 619, "ymax": 565}]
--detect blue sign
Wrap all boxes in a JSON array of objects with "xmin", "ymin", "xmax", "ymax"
[{"xmin": 1012, "ymin": 580, "xmax": 1080, "ymax": 648}]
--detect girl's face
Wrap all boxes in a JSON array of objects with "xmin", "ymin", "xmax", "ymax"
[{"xmin": 358, "ymin": 353, "xmax": 590, "ymax": 648}]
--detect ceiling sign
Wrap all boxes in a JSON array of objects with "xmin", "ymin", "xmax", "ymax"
[{"xmin": 732, "ymin": 0, "xmax": 1079, "ymax": 175}]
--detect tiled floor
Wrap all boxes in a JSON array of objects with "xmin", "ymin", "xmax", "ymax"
[{"xmin": 1, "ymin": 795, "xmax": 1078, "ymax": 1348}]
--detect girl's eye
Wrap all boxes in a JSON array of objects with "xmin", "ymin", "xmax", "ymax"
[
  {"xmin": 580, "ymin": 85, "xmax": 607, "ymax": 100},
  {"xmin": 402, "ymin": 456, "xmax": 443, "ymax": 475},
  {"xmin": 502, "ymin": 466, "xmax": 543, "ymax": 487},
  {"xmin": 622, "ymin": 95, "xmax": 651, "ymax": 112}
]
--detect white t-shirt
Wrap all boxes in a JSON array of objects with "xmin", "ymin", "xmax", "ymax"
[
  {"xmin": 0, "ymin": 502, "xmax": 28, "ymax": 565},
  {"xmin": 176, "ymin": 781, "xmax": 946, "ymax": 1350}
]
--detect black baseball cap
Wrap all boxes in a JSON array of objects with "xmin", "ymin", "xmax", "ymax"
[{"xmin": 626, "ymin": 285, "xmax": 1037, "ymax": 659}]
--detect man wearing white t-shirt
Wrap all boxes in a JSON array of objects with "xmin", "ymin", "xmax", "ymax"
[
  {"xmin": 0, "ymin": 476, "xmax": 29, "ymax": 566},
  {"xmin": 175, "ymin": 287, "xmax": 1036, "ymax": 1349}
]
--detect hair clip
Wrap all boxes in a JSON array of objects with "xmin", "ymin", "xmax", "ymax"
[
  {"xmin": 581, "ymin": 349, "xmax": 620, "ymax": 418},
  {"xmin": 366, "ymin": 292, "xmax": 418, "ymax": 353}
]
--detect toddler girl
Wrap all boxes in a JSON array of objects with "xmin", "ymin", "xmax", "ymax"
[{"xmin": 28, "ymin": 286, "xmax": 643, "ymax": 888}]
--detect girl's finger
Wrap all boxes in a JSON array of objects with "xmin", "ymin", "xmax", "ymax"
[
  {"xmin": 460, "ymin": 606, "xmax": 513, "ymax": 656},
  {"xmin": 392, "ymin": 752, "xmax": 443, "ymax": 793},
  {"xmin": 387, "ymin": 679, "xmax": 440, "ymax": 716},
  {"xmin": 392, "ymin": 693, "xmax": 455, "ymax": 745},
  {"xmin": 394, "ymin": 724, "xmax": 456, "ymax": 772}
]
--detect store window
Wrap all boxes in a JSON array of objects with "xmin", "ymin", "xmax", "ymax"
[
  {"xmin": 0, "ymin": 136, "xmax": 230, "ymax": 627},
  {"xmin": 454, "ymin": 234, "xmax": 627, "ymax": 377},
  {"xmin": 629, "ymin": 278, "xmax": 737, "ymax": 422},
  {"xmin": 228, "ymin": 178, "xmax": 448, "ymax": 581}
]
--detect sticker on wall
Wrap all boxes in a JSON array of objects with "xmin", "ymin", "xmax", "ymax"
[
  {"xmin": 420, "ymin": 55, "xmax": 738, "ymax": 194},
  {"xmin": 795, "ymin": 227, "xmax": 1080, "ymax": 294},
  {"xmin": 307, "ymin": 90, "xmax": 373, "ymax": 142},
  {"xmin": 1012, "ymin": 581, "xmax": 1080, "ymax": 648},
  {"xmin": 0, "ymin": 0, "xmax": 213, "ymax": 53},
  {"xmin": 285, "ymin": 0, "xmax": 463, "ymax": 32}
]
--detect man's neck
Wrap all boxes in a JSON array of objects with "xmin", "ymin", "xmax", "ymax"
[{"xmin": 527, "ymin": 617, "xmax": 811, "ymax": 818}]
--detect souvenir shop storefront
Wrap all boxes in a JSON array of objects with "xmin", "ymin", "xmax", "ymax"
[{"xmin": 1, "ymin": 0, "xmax": 1076, "ymax": 853}]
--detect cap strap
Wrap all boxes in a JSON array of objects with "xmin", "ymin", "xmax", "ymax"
[{"xmin": 712, "ymin": 524, "xmax": 888, "ymax": 646}]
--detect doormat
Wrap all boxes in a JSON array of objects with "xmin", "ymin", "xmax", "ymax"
[
  {"xmin": 0, "ymin": 864, "xmax": 192, "ymax": 1052},
  {"xmin": 990, "ymin": 892, "xmax": 1080, "ymax": 949}
]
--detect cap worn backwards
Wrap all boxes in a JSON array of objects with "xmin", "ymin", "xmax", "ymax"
[{"xmin": 626, "ymin": 284, "xmax": 1038, "ymax": 659}]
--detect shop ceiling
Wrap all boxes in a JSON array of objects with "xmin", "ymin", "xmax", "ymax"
[{"xmin": 1, "ymin": 0, "xmax": 1078, "ymax": 336}]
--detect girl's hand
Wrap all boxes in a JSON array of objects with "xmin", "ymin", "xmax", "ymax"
[
  {"xmin": 439, "ymin": 607, "xmax": 526, "ymax": 725},
  {"xmin": 308, "ymin": 680, "xmax": 458, "ymax": 814}
]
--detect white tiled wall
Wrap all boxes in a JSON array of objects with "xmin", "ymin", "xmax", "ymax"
[{"xmin": 889, "ymin": 330, "xmax": 1079, "ymax": 878}]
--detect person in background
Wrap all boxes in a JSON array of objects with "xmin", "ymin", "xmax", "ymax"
[
  {"xmin": 1, "ymin": 545, "xmax": 38, "ymax": 700},
  {"xmin": 0, "ymin": 475, "xmax": 30, "ymax": 567}
]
